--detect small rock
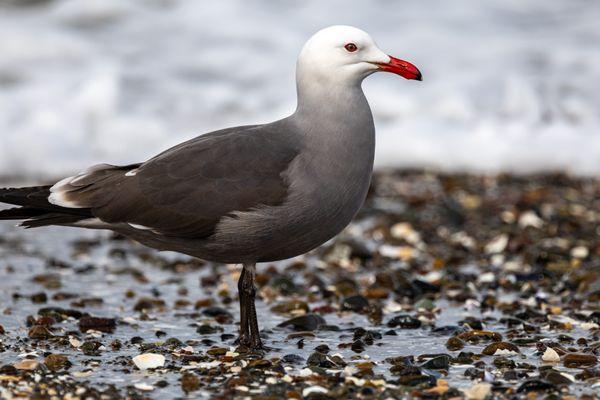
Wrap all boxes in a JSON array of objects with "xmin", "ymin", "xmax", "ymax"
[
  {"xmin": 542, "ymin": 347, "xmax": 560, "ymax": 362},
  {"xmin": 271, "ymin": 300, "xmax": 309, "ymax": 315},
  {"xmin": 485, "ymin": 234, "xmax": 508, "ymax": 254},
  {"xmin": 562, "ymin": 353, "xmax": 597, "ymax": 368},
  {"xmin": 201, "ymin": 307, "xmax": 233, "ymax": 318},
  {"xmin": 543, "ymin": 370, "xmax": 573, "ymax": 385},
  {"xmin": 387, "ymin": 314, "xmax": 421, "ymax": 329},
  {"xmin": 28, "ymin": 326, "xmax": 52, "ymax": 340},
  {"xmin": 462, "ymin": 382, "xmax": 491, "ymax": 400},
  {"xmin": 133, "ymin": 298, "xmax": 166, "ymax": 312},
  {"xmin": 14, "ymin": 360, "xmax": 39, "ymax": 371},
  {"xmin": 481, "ymin": 342, "xmax": 520, "ymax": 355},
  {"xmin": 341, "ymin": 295, "xmax": 369, "ymax": 313},
  {"xmin": 518, "ymin": 211, "xmax": 544, "ymax": 228},
  {"xmin": 181, "ymin": 372, "xmax": 200, "ymax": 393},
  {"xmin": 81, "ymin": 340, "xmax": 103, "ymax": 356},
  {"xmin": 458, "ymin": 330, "xmax": 501, "ymax": 343},
  {"xmin": 421, "ymin": 355, "xmax": 450, "ymax": 370},
  {"xmin": 282, "ymin": 354, "xmax": 305, "ymax": 364},
  {"xmin": 570, "ymin": 246, "xmax": 588, "ymax": 259},
  {"xmin": 79, "ymin": 316, "xmax": 116, "ymax": 333},
  {"xmin": 517, "ymin": 379, "xmax": 556, "ymax": 393},
  {"xmin": 278, "ymin": 314, "xmax": 326, "ymax": 331},
  {"xmin": 134, "ymin": 383, "xmax": 154, "ymax": 391},
  {"xmin": 302, "ymin": 386, "xmax": 329, "ymax": 397},
  {"xmin": 446, "ymin": 337, "xmax": 465, "ymax": 351},
  {"xmin": 44, "ymin": 354, "xmax": 71, "ymax": 371},
  {"xmin": 132, "ymin": 353, "xmax": 166, "ymax": 370}
]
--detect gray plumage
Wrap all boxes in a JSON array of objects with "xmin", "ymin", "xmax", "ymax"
[
  {"xmin": 0, "ymin": 24, "xmax": 423, "ymax": 266},
  {"xmin": 0, "ymin": 25, "xmax": 422, "ymax": 350}
]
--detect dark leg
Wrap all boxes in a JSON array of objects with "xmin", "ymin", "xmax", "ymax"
[
  {"xmin": 238, "ymin": 263, "xmax": 263, "ymax": 350},
  {"xmin": 237, "ymin": 267, "xmax": 249, "ymax": 346}
]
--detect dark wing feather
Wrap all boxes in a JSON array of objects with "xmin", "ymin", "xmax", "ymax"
[{"xmin": 61, "ymin": 124, "xmax": 300, "ymax": 238}]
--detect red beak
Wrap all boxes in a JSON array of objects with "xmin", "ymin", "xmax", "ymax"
[{"xmin": 377, "ymin": 56, "xmax": 422, "ymax": 81}]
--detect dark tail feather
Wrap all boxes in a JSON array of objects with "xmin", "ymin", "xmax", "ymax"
[{"xmin": 0, "ymin": 186, "xmax": 93, "ymax": 228}]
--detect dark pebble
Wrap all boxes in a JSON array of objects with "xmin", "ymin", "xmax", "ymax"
[
  {"xmin": 44, "ymin": 354, "xmax": 71, "ymax": 371},
  {"xmin": 387, "ymin": 314, "xmax": 421, "ymax": 329},
  {"xmin": 464, "ymin": 367, "xmax": 484, "ymax": 380},
  {"xmin": 201, "ymin": 307, "xmax": 233, "ymax": 318},
  {"xmin": 81, "ymin": 341, "xmax": 103, "ymax": 356},
  {"xmin": 181, "ymin": 372, "xmax": 201, "ymax": 393},
  {"xmin": 341, "ymin": 295, "xmax": 369, "ymax": 313},
  {"xmin": 517, "ymin": 379, "xmax": 557, "ymax": 393},
  {"xmin": 563, "ymin": 353, "xmax": 597, "ymax": 368},
  {"xmin": 28, "ymin": 326, "xmax": 52, "ymax": 340},
  {"xmin": 420, "ymin": 355, "xmax": 450, "ymax": 370},
  {"xmin": 278, "ymin": 314, "xmax": 326, "ymax": 331},
  {"xmin": 493, "ymin": 356, "xmax": 516, "ymax": 369},
  {"xmin": 481, "ymin": 341, "xmax": 520, "ymax": 355},
  {"xmin": 79, "ymin": 316, "xmax": 116, "ymax": 333},
  {"xmin": 446, "ymin": 337, "xmax": 465, "ymax": 351},
  {"xmin": 282, "ymin": 354, "xmax": 305, "ymax": 364}
]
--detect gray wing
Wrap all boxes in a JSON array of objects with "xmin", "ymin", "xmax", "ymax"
[{"xmin": 53, "ymin": 124, "xmax": 300, "ymax": 238}]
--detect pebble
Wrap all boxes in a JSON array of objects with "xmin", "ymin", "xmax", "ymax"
[
  {"xmin": 302, "ymin": 386, "xmax": 329, "ymax": 397},
  {"xmin": 386, "ymin": 314, "xmax": 421, "ymax": 329},
  {"xmin": 79, "ymin": 316, "xmax": 116, "ymax": 333},
  {"xmin": 44, "ymin": 354, "xmax": 71, "ymax": 371},
  {"xmin": 462, "ymin": 382, "xmax": 491, "ymax": 400},
  {"xmin": 278, "ymin": 314, "xmax": 326, "ymax": 331},
  {"xmin": 13, "ymin": 360, "xmax": 39, "ymax": 371},
  {"xmin": 562, "ymin": 353, "xmax": 597, "ymax": 368},
  {"xmin": 458, "ymin": 330, "xmax": 502, "ymax": 342},
  {"xmin": 134, "ymin": 383, "xmax": 154, "ymax": 391},
  {"xmin": 481, "ymin": 342, "xmax": 520, "ymax": 356},
  {"xmin": 542, "ymin": 347, "xmax": 560, "ymax": 362},
  {"xmin": 181, "ymin": 373, "xmax": 200, "ymax": 393},
  {"xmin": 341, "ymin": 295, "xmax": 369, "ymax": 313},
  {"xmin": 132, "ymin": 353, "xmax": 166, "ymax": 370},
  {"xmin": 446, "ymin": 337, "xmax": 465, "ymax": 351},
  {"xmin": 27, "ymin": 326, "xmax": 52, "ymax": 340}
]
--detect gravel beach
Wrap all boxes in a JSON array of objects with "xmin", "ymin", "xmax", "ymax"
[{"xmin": 0, "ymin": 170, "xmax": 598, "ymax": 399}]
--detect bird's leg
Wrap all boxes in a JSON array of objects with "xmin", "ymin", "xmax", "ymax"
[
  {"xmin": 237, "ymin": 266, "xmax": 250, "ymax": 346},
  {"xmin": 241, "ymin": 263, "xmax": 264, "ymax": 350}
]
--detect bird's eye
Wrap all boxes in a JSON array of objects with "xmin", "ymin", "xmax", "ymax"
[{"xmin": 344, "ymin": 43, "xmax": 358, "ymax": 52}]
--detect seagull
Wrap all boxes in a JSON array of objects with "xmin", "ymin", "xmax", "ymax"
[{"xmin": 0, "ymin": 25, "xmax": 421, "ymax": 350}]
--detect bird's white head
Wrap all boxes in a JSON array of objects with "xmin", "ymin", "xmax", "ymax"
[{"xmin": 297, "ymin": 25, "xmax": 422, "ymax": 89}]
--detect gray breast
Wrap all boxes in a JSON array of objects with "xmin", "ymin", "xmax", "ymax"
[{"xmin": 202, "ymin": 109, "xmax": 376, "ymax": 263}]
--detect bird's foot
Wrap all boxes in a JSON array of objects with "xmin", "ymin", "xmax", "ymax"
[{"xmin": 235, "ymin": 335, "xmax": 269, "ymax": 352}]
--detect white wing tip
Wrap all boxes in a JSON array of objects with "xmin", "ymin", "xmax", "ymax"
[{"xmin": 48, "ymin": 191, "xmax": 82, "ymax": 208}]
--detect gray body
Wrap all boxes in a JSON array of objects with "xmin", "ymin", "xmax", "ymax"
[
  {"xmin": 108, "ymin": 86, "xmax": 374, "ymax": 263},
  {"xmin": 0, "ymin": 85, "xmax": 375, "ymax": 264}
]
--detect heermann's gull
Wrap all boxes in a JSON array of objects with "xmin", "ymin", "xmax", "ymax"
[{"xmin": 0, "ymin": 25, "xmax": 421, "ymax": 350}]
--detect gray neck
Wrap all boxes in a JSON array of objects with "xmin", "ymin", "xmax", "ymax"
[
  {"xmin": 291, "ymin": 80, "xmax": 375, "ymax": 163},
  {"xmin": 286, "ymin": 78, "xmax": 376, "ymax": 207}
]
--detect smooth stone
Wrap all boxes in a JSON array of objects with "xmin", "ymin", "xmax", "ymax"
[
  {"xmin": 132, "ymin": 353, "xmax": 166, "ymax": 370},
  {"xmin": 481, "ymin": 342, "xmax": 520, "ymax": 356},
  {"xmin": 562, "ymin": 353, "xmax": 597, "ymax": 368},
  {"xmin": 386, "ymin": 314, "xmax": 421, "ymax": 329},
  {"xmin": 278, "ymin": 314, "xmax": 326, "ymax": 331}
]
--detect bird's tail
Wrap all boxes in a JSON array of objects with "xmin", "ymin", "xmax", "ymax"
[{"xmin": 0, "ymin": 186, "xmax": 93, "ymax": 228}]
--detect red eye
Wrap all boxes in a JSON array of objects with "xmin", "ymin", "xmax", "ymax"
[{"xmin": 344, "ymin": 43, "xmax": 358, "ymax": 52}]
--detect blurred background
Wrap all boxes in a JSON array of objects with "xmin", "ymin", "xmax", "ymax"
[{"xmin": 0, "ymin": 0, "xmax": 598, "ymax": 178}]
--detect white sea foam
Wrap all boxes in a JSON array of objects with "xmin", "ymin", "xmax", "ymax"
[{"xmin": 0, "ymin": 0, "xmax": 598, "ymax": 176}]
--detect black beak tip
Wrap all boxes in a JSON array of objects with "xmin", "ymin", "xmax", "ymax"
[{"xmin": 416, "ymin": 71, "xmax": 423, "ymax": 81}]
